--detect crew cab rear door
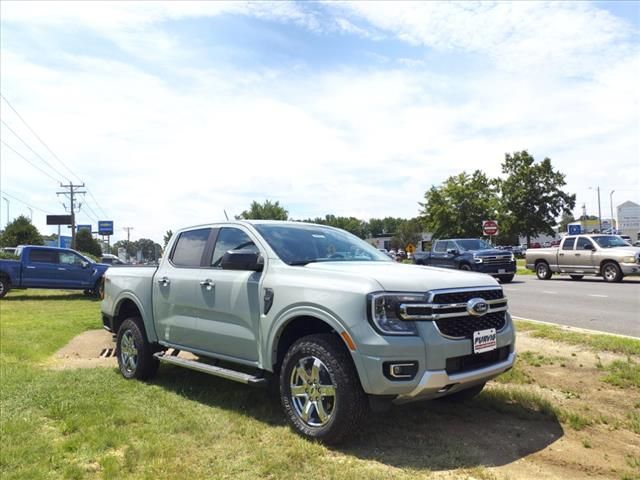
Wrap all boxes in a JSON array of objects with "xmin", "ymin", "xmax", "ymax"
[
  {"xmin": 21, "ymin": 248, "xmax": 60, "ymax": 287},
  {"xmin": 152, "ymin": 227, "xmax": 213, "ymax": 348}
]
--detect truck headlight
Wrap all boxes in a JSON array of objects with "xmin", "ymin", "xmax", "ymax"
[
  {"xmin": 473, "ymin": 255, "xmax": 483, "ymax": 264},
  {"xmin": 367, "ymin": 293, "xmax": 420, "ymax": 336},
  {"xmin": 510, "ymin": 253, "xmax": 515, "ymax": 262},
  {"xmin": 622, "ymin": 256, "xmax": 636, "ymax": 263}
]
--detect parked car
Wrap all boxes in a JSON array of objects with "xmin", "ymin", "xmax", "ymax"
[
  {"xmin": 0, "ymin": 245, "xmax": 109, "ymax": 298},
  {"xmin": 413, "ymin": 238, "xmax": 516, "ymax": 283},
  {"xmin": 525, "ymin": 234, "xmax": 640, "ymax": 282},
  {"xmin": 102, "ymin": 221, "xmax": 516, "ymax": 443}
]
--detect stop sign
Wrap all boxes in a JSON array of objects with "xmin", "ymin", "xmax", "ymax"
[{"xmin": 483, "ymin": 220, "xmax": 499, "ymax": 236}]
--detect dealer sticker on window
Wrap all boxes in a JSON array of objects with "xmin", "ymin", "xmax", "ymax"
[{"xmin": 473, "ymin": 328, "xmax": 497, "ymax": 354}]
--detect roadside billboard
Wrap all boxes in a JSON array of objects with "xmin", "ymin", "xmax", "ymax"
[{"xmin": 98, "ymin": 221, "xmax": 114, "ymax": 235}]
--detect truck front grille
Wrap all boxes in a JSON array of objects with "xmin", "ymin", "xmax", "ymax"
[
  {"xmin": 446, "ymin": 346, "xmax": 510, "ymax": 374},
  {"xmin": 431, "ymin": 288, "xmax": 504, "ymax": 304},
  {"xmin": 480, "ymin": 256, "xmax": 513, "ymax": 266},
  {"xmin": 435, "ymin": 311, "xmax": 506, "ymax": 339}
]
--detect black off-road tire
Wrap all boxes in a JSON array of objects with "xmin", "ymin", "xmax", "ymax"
[
  {"xmin": 116, "ymin": 317, "xmax": 159, "ymax": 380},
  {"xmin": 280, "ymin": 333, "xmax": 368, "ymax": 444},
  {"xmin": 570, "ymin": 275, "xmax": 584, "ymax": 281},
  {"xmin": 460, "ymin": 264, "xmax": 472, "ymax": 271},
  {"xmin": 440, "ymin": 382, "xmax": 486, "ymax": 402},
  {"xmin": 498, "ymin": 274, "xmax": 515, "ymax": 283},
  {"xmin": 601, "ymin": 262, "xmax": 623, "ymax": 283},
  {"xmin": 536, "ymin": 261, "xmax": 552, "ymax": 280},
  {"xmin": 0, "ymin": 275, "xmax": 10, "ymax": 299}
]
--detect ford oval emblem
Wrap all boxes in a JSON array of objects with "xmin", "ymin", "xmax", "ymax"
[{"xmin": 467, "ymin": 298, "xmax": 489, "ymax": 317}]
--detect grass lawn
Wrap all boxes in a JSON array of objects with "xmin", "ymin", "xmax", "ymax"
[
  {"xmin": 2, "ymin": 289, "xmax": 639, "ymax": 479},
  {"xmin": 516, "ymin": 259, "xmax": 534, "ymax": 275}
]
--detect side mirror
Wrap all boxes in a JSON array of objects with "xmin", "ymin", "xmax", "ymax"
[
  {"xmin": 583, "ymin": 244, "xmax": 595, "ymax": 251},
  {"xmin": 221, "ymin": 250, "xmax": 264, "ymax": 272},
  {"xmin": 81, "ymin": 261, "xmax": 90, "ymax": 269},
  {"xmin": 446, "ymin": 248, "xmax": 458, "ymax": 255}
]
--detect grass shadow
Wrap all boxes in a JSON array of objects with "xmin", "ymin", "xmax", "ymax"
[
  {"xmin": 3, "ymin": 292, "xmax": 98, "ymax": 302},
  {"xmin": 149, "ymin": 366, "xmax": 563, "ymax": 470}
]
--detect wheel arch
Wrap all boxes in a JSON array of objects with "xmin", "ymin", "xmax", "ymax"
[
  {"xmin": 267, "ymin": 307, "xmax": 356, "ymax": 374},
  {"xmin": 112, "ymin": 295, "xmax": 151, "ymax": 339}
]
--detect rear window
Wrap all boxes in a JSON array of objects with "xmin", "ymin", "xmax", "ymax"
[
  {"xmin": 562, "ymin": 238, "xmax": 576, "ymax": 250},
  {"xmin": 171, "ymin": 228, "xmax": 211, "ymax": 267},
  {"xmin": 28, "ymin": 249, "xmax": 59, "ymax": 264}
]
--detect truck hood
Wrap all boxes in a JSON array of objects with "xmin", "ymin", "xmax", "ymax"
[
  {"xmin": 468, "ymin": 249, "xmax": 511, "ymax": 257},
  {"xmin": 304, "ymin": 261, "xmax": 499, "ymax": 292},
  {"xmin": 605, "ymin": 247, "xmax": 640, "ymax": 256}
]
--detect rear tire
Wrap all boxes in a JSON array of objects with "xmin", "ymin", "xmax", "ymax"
[
  {"xmin": 0, "ymin": 276, "xmax": 10, "ymax": 298},
  {"xmin": 602, "ymin": 262, "xmax": 622, "ymax": 283},
  {"xmin": 536, "ymin": 262, "xmax": 552, "ymax": 280},
  {"xmin": 570, "ymin": 275, "xmax": 584, "ymax": 280},
  {"xmin": 116, "ymin": 317, "xmax": 159, "ymax": 380},
  {"xmin": 498, "ymin": 274, "xmax": 514, "ymax": 283},
  {"xmin": 280, "ymin": 333, "xmax": 367, "ymax": 444}
]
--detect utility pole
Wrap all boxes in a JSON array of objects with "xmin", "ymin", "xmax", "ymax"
[
  {"xmin": 1, "ymin": 196, "xmax": 8, "ymax": 227},
  {"xmin": 27, "ymin": 207, "xmax": 33, "ymax": 221},
  {"xmin": 597, "ymin": 186, "xmax": 602, "ymax": 233},
  {"xmin": 123, "ymin": 227, "xmax": 134, "ymax": 262},
  {"xmin": 610, "ymin": 190, "xmax": 615, "ymax": 233},
  {"xmin": 57, "ymin": 182, "xmax": 86, "ymax": 250}
]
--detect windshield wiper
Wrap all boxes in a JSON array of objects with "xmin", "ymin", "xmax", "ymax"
[{"xmin": 288, "ymin": 259, "xmax": 323, "ymax": 266}]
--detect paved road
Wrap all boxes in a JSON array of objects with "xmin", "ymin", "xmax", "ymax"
[{"xmin": 503, "ymin": 274, "xmax": 640, "ymax": 338}]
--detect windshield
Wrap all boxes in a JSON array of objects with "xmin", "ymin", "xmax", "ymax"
[
  {"xmin": 254, "ymin": 224, "xmax": 391, "ymax": 265},
  {"xmin": 456, "ymin": 239, "xmax": 493, "ymax": 251},
  {"xmin": 592, "ymin": 236, "xmax": 632, "ymax": 248}
]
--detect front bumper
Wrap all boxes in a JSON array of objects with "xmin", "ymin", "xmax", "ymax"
[
  {"xmin": 394, "ymin": 351, "xmax": 516, "ymax": 403},
  {"xmin": 620, "ymin": 263, "xmax": 640, "ymax": 275},
  {"xmin": 473, "ymin": 262, "xmax": 516, "ymax": 276}
]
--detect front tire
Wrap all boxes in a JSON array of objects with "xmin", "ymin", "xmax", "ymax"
[
  {"xmin": 460, "ymin": 264, "xmax": 472, "ymax": 271},
  {"xmin": 498, "ymin": 274, "xmax": 514, "ymax": 283},
  {"xmin": 116, "ymin": 317, "xmax": 159, "ymax": 380},
  {"xmin": 536, "ymin": 262, "xmax": 552, "ymax": 280},
  {"xmin": 280, "ymin": 334, "xmax": 367, "ymax": 444},
  {"xmin": 602, "ymin": 262, "xmax": 622, "ymax": 283}
]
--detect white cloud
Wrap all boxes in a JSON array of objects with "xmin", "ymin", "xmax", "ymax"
[{"xmin": 1, "ymin": 1, "xmax": 638, "ymax": 242}]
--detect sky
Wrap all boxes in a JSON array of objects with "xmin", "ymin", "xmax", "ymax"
[{"xmin": 1, "ymin": 0, "xmax": 639, "ymax": 244}]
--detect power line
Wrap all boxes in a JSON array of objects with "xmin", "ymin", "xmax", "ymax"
[
  {"xmin": 0, "ymin": 94, "xmax": 110, "ymax": 218},
  {"xmin": 0, "ymin": 140, "xmax": 61, "ymax": 183},
  {"xmin": 1, "ymin": 94, "xmax": 82, "ymax": 183},
  {"xmin": 1, "ymin": 119, "xmax": 68, "ymax": 182},
  {"xmin": 57, "ymin": 183, "xmax": 86, "ymax": 249},
  {"xmin": 0, "ymin": 191, "xmax": 53, "ymax": 214}
]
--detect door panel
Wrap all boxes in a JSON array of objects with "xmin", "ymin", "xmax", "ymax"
[
  {"xmin": 58, "ymin": 252, "xmax": 93, "ymax": 287},
  {"xmin": 574, "ymin": 237, "xmax": 598, "ymax": 273},
  {"xmin": 558, "ymin": 237, "xmax": 576, "ymax": 271},
  {"xmin": 22, "ymin": 249, "xmax": 59, "ymax": 287}
]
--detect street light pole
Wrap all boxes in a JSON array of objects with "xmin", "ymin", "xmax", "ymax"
[
  {"xmin": 597, "ymin": 186, "xmax": 602, "ymax": 232},
  {"xmin": 610, "ymin": 190, "xmax": 615, "ymax": 233},
  {"xmin": 1, "ymin": 196, "xmax": 9, "ymax": 227},
  {"xmin": 27, "ymin": 207, "xmax": 33, "ymax": 222}
]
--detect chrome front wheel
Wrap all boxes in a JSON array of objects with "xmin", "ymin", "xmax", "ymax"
[
  {"xmin": 289, "ymin": 356, "xmax": 337, "ymax": 427},
  {"xmin": 120, "ymin": 329, "xmax": 138, "ymax": 375}
]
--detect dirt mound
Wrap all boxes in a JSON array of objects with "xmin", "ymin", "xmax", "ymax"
[{"xmin": 49, "ymin": 329, "xmax": 117, "ymax": 370}]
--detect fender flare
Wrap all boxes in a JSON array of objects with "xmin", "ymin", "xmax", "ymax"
[{"xmin": 113, "ymin": 292, "xmax": 158, "ymax": 342}]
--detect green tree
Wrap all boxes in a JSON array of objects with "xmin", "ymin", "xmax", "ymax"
[
  {"xmin": 75, "ymin": 229, "xmax": 102, "ymax": 257},
  {"xmin": 303, "ymin": 215, "xmax": 370, "ymax": 239},
  {"xmin": 0, "ymin": 215, "xmax": 43, "ymax": 247},
  {"xmin": 163, "ymin": 230, "xmax": 173, "ymax": 249},
  {"xmin": 112, "ymin": 240, "xmax": 136, "ymax": 258},
  {"xmin": 391, "ymin": 218, "xmax": 423, "ymax": 249},
  {"xmin": 559, "ymin": 212, "xmax": 576, "ymax": 233},
  {"xmin": 134, "ymin": 238, "xmax": 161, "ymax": 261},
  {"xmin": 368, "ymin": 217, "xmax": 405, "ymax": 237},
  {"xmin": 499, "ymin": 151, "xmax": 575, "ymax": 245},
  {"xmin": 237, "ymin": 200, "xmax": 288, "ymax": 220},
  {"xmin": 420, "ymin": 170, "xmax": 500, "ymax": 238}
]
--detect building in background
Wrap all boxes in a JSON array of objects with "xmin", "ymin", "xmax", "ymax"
[{"xmin": 617, "ymin": 201, "xmax": 640, "ymax": 240}]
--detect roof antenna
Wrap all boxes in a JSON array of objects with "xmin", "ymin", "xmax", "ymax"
[{"xmin": 224, "ymin": 209, "xmax": 229, "ymax": 220}]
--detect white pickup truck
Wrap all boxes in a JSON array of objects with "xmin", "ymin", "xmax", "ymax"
[{"xmin": 102, "ymin": 221, "xmax": 516, "ymax": 443}]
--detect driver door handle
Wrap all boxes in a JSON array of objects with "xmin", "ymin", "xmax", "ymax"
[
  {"xmin": 157, "ymin": 276, "xmax": 170, "ymax": 286},
  {"xmin": 200, "ymin": 279, "xmax": 215, "ymax": 290}
]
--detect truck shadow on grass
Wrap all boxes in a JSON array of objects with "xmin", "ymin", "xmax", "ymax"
[
  {"xmin": 3, "ymin": 292, "xmax": 98, "ymax": 302},
  {"xmin": 151, "ymin": 366, "xmax": 563, "ymax": 471}
]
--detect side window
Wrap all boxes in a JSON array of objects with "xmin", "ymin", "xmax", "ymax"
[
  {"xmin": 433, "ymin": 241, "xmax": 446, "ymax": 253},
  {"xmin": 446, "ymin": 241, "xmax": 458, "ymax": 252},
  {"xmin": 59, "ymin": 252, "xmax": 85, "ymax": 265},
  {"xmin": 576, "ymin": 237, "xmax": 593, "ymax": 250},
  {"xmin": 28, "ymin": 249, "xmax": 59, "ymax": 264},
  {"xmin": 171, "ymin": 228, "xmax": 211, "ymax": 267},
  {"xmin": 211, "ymin": 228, "xmax": 258, "ymax": 267},
  {"xmin": 562, "ymin": 237, "xmax": 576, "ymax": 250}
]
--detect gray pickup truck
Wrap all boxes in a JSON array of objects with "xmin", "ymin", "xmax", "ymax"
[
  {"xmin": 102, "ymin": 221, "xmax": 516, "ymax": 443},
  {"xmin": 526, "ymin": 234, "xmax": 640, "ymax": 282}
]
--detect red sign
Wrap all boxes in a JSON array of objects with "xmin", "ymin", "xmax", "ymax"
[{"xmin": 482, "ymin": 220, "xmax": 499, "ymax": 236}]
